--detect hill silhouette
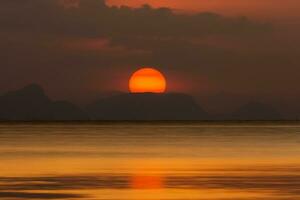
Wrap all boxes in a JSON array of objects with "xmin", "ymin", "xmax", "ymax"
[
  {"xmin": 0, "ymin": 85, "xmax": 287, "ymax": 121},
  {"xmin": 86, "ymin": 93, "xmax": 209, "ymax": 120},
  {"xmin": 0, "ymin": 84, "xmax": 88, "ymax": 121}
]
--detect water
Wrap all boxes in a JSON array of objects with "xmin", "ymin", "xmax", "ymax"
[{"xmin": 0, "ymin": 122, "xmax": 300, "ymax": 200}]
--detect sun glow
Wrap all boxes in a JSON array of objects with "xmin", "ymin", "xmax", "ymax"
[{"xmin": 129, "ymin": 68, "xmax": 167, "ymax": 93}]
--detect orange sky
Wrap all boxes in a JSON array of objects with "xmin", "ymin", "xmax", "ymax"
[{"xmin": 108, "ymin": 0, "xmax": 300, "ymax": 21}]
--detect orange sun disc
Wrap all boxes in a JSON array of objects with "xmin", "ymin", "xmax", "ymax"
[{"xmin": 129, "ymin": 68, "xmax": 167, "ymax": 93}]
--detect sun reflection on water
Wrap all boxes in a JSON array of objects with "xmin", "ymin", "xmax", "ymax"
[{"xmin": 0, "ymin": 123, "xmax": 300, "ymax": 200}]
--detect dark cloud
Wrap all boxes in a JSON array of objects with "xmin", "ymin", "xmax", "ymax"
[{"xmin": 0, "ymin": 0, "xmax": 266, "ymax": 37}]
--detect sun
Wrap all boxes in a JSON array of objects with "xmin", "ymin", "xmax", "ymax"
[{"xmin": 129, "ymin": 68, "xmax": 167, "ymax": 93}]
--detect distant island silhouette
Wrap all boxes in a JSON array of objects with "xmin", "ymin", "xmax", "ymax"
[
  {"xmin": 0, "ymin": 84, "xmax": 284, "ymax": 121},
  {"xmin": 230, "ymin": 102, "xmax": 282, "ymax": 120},
  {"xmin": 0, "ymin": 84, "xmax": 88, "ymax": 121},
  {"xmin": 87, "ymin": 93, "xmax": 209, "ymax": 120}
]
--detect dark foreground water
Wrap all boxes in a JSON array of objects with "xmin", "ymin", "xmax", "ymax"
[{"xmin": 0, "ymin": 122, "xmax": 300, "ymax": 200}]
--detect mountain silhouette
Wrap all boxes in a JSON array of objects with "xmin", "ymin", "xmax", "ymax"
[
  {"xmin": 0, "ymin": 85, "xmax": 286, "ymax": 121},
  {"xmin": 230, "ymin": 102, "xmax": 282, "ymax": 120},
  {"xmin": 86, "ymin": 93, "xmax": 209, "ymax": 120},
  {"xmin": 0, "ymin": 84, "xmax": 88, "ymax": 121}
]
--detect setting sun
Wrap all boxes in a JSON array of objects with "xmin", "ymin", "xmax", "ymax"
[{"xmin": 129, "ymin": 68, "xmax": 167, "ymax": 93}]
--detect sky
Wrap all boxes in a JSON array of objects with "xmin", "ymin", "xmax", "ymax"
[
  {"xmin": 108, "ymin": 0, "xmax": 300, "ymax": 21},
  {"xmin": 0, "ymin": 0, "xmax": 300, "ymax": 115}
]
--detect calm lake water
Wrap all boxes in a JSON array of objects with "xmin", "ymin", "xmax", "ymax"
[{"xmin": 0, "ymin": 122, "xmax": 300, "ymax": 200}]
